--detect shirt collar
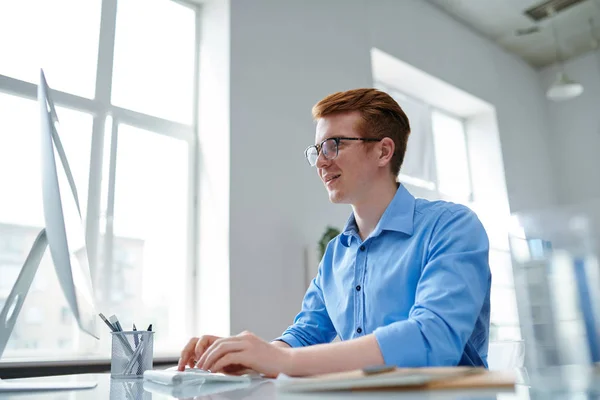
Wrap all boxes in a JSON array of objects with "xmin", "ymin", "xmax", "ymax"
[{"xmin": 340, "ymin": 184, "xmax": 415, "ymax": 246}]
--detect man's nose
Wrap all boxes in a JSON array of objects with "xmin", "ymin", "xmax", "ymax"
[{"xmin": 315, "ymin": 151, "xmax": 330, "ymax": 169}]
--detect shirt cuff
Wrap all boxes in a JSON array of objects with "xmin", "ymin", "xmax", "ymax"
[
  {"xmin": 271, "ymin": 333, "xmax": 303, "ymax": 348},
  {"xmin": 374, "ymin": 319, "xmax": 426, "ymax": 367}
]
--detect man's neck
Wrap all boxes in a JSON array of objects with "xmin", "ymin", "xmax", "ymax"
[{"xmin": 353, "ymin": 180, "xmax": 399, "ymax": 241}]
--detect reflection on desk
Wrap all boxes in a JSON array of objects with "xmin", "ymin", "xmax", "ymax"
[{"xmin": 0, "ymin": 372, "xmax": 531, "ymax": 400}]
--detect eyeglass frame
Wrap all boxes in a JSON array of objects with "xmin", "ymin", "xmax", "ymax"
[{"xmin": 304, "ymin": 137, "xmax": 384, "ymax": 166}]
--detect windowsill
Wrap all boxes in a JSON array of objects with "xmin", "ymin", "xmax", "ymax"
[{"xmin": 0, "ymin": 353, "xmax": 180, "ymax": 379}]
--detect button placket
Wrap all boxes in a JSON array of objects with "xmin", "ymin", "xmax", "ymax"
[{"xmin": 355, "ymin": 242, "xmax": 367, "ymax": 337}]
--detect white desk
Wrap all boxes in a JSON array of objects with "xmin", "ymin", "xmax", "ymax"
[{"xmin": 0, "ymin": 373, "xmax": 531, "ymax": 400}]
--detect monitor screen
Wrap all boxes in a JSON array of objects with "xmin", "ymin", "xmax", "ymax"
[{"xmin": 39, "ymin": 71, "xmax": 99, "ymax": 340}]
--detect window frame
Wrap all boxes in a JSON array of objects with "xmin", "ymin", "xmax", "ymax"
[
  {"xmin": 375, "ymin": 82, "xmax": 474, "ymax": 203},
  {"xmin": 0, "ymin": 0, "xmax": 202, "ymax": 364},
  {"xmin": 430, "ymin": 108, "xmax": 475, "ymax": 202}
]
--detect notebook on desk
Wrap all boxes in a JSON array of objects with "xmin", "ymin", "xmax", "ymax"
[{"xmin": 275, "ymin": 366, "xmax": 516, "ymax": 393}]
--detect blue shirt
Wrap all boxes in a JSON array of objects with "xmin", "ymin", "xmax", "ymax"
[{"xmin": 275, "ymin": 184, "xmax": 491, "ymax": 368}]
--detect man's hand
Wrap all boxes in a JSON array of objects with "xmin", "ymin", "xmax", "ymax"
[
  {"xmin": 195, "ymin": 331, "xmax": 293, "ymax": 378},
  {"xmin": 178, "ymin": 335, "xmax": 222, "ymax": 371}
]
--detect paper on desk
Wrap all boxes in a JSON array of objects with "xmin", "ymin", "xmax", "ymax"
[
  {"xmin": 274, "ymin": 367, "xmax": 495, "ymax": 392},
  {"xmin": 274, "ymin": 371, "xmax": 437, "ymax": 392}
]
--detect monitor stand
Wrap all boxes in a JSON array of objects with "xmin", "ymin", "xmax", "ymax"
[{"xmin": 0, "ymin": 229, "xmax": 97, "ymax": 392}]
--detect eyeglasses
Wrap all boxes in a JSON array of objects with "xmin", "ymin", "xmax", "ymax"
[{"xmin": 304, "ymin": 137, "xmax": 383, "ymax": 166}]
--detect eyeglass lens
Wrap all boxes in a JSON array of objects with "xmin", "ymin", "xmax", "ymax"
[{"xmin": 306, "ymin": 138, "xmax": 339, "ymax": 166}]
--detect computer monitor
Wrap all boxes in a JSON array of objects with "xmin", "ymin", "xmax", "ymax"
[{"xmin": 0, "ymin": 70, "xmax": 99, "ymax": 391}]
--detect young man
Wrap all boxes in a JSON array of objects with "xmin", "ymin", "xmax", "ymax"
[{"xmin": 178, "ymin": 88, "xmax": 491, "ymax": 378}]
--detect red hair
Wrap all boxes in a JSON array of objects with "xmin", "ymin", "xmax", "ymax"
[{"xmin": 312, "ymin": 88, "xmax": 411, "ymax": 176}]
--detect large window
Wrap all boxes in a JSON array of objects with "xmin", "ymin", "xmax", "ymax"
[
  {"xmin": 380, "ymin": 86, "xmax": 474, "ymax": 201},
  {"xmin": 0, "ymin": 0, "xmax": 102, "ymax": 99},
  {"xmin": 112, "ymin": 0, "xmax": 196, "ymax": 123},
  {"xmin": 378, "ymin": 82, "xmax": 520, "ymax": 342},
  {"xmin": 0, "ymin": 0, "xmax": 199, "ymax": 361}
]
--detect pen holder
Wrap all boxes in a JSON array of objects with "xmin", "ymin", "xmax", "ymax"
[
  {"xmin": 111, "ymin": 331, "xmax": 154, "ymax": 379},
  {"xmin": 110, "ymin": 378, "xmax": 150, "ymax": 400}
]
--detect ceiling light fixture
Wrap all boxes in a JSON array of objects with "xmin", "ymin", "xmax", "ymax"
[{"xmin": 546, "ymin": 7, "xmax": 584, "ymax": 101}]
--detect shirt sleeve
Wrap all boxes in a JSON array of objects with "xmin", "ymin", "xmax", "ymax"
[
  {"xmin": 373, "ymin": 206, "xmax": 491, "ymax": 367},
  {"xmin": 272, "ymin": 261, "xmax": 338, "ymax": 347}
]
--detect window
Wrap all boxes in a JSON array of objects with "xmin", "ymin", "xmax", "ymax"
[
  {"xmin": 431, "ymin": 111, "xmax": 472, "ymax": 200},
  {"xmin": 25, "ymin": 308, "xmax": 44, "ymax": 325},
  {"xmin": 489, "ymin": 249, "xmax": 520, "ymax": 341},
  {"xmin": 378, "ymin": 83, "xmax": 473, "ymax": 201},
  {"xmin": 0, "ymin": 264, "xmax": 20, "ymax": 293},
  {"xmin": 394, "ymin": 93, "xmax": 436, "ymax": 190},
  {"xmin": 0, "ymin": 0, "xmax": 102, "ymax": 98},
  {"xmin": 0, "ymin": 93, "xmax": 94, "ymax": 225},
  {"xmin": 111, "ymin": 125, "xmax": 189, "ymax": 350},
  {"xmin": 112, "ymin": 0, "xmax": 196, "ymax": 123},
  {"xmin": 0, "ymin": 0, "xmax": 200, "ymax": 362},
  {"xmin": 60, "ymin": 307, "xmax": 71, "ymax": 325}
]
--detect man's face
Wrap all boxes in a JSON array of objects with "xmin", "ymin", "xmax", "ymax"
[{"xmin": 314, "ymin": 111, "xmax": 379, "ymax": 204}]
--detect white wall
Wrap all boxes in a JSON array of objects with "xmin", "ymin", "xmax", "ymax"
[
  {"xmin": 229, "ymin": 0, "xmax": 372, "ymax": 338},
  {"xmin": 223, "ymin": 0, "xmax": 558, "ymax": 339},
  {"xmin": 539, "ymin": 49, "xmax": 600, "ymax": 206}
]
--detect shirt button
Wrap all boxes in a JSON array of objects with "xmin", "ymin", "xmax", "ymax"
[
  {"xmin": 357, "ymin": 327, "xmax": 362, "ymax": 334},
  {"xmin": 356, "ymin": 285, "xmax": 361, "ymax": 291},
  {"xmin": 359, "ymin": 245, "xmax": 365, "ymax": 251}
]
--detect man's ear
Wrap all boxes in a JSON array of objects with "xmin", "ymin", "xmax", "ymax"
[{"xmin": 378, "ymin": 137, "xmax": 395, "ymax": 167}]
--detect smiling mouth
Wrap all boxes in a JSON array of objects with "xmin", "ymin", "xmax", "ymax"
[{"xmin": 325, "ymin": 174, "xmax": 341, "ymax": 185}]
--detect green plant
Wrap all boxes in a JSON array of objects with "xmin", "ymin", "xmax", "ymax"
[{"xmin": 318, "ymin": 226, "xmax": 341, "ymax": 261}]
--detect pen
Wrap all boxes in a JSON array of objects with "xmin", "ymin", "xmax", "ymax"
[
  {"xmin": 99, "ymin": 313, "xmax": 117, "ymax": 332},
  {"xmin": 124, "ymin": 338, "xmax": 145, "ymax": 375},
  {"xmin": 108, "ymin": 314, "xmax": 134, "ymax": 355},
  {"xmin": 147, "ymin": 324, "xmax": 152, "ymax": 332},
  {"xmin": 133, "ymin": 324, "xmax": 139, "ymax": 347},
  {"xmin": 109, "ymin": 315, "xmax": 124, "ymax": 332}
]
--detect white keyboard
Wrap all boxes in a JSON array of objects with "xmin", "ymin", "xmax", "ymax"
[
  {"xmin": 169, "ymin": 366, "xmax": 253, "ymax": 382},
  {"xmin": 143, "ymin": 367, "xmax": 254, "ymax": 386}
]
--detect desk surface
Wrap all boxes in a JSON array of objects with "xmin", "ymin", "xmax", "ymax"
[{"xmin": 0, "ymin": 373, "xmax": 530, "ymax": 400}]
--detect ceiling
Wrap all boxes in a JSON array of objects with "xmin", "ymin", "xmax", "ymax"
[{"xmin": 426, "ymin": 0, "xmax": 600, "ymax": 69}]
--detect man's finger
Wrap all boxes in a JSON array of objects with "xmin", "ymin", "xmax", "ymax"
[
  {"xmin": 211, "ymin": 352, "xmax": 248, "ymax": 374},
  {"xmin": 178, "ymin": 337, "xmax": 199, "ymax": 371},
  {"xmin": 187, "ymin": 357, "xmax": 196, "ymax": 369},
  {"xmin": 193, "ymin": 335, "xmax": 220, "ymax": 366},
  {"xmin": 202, "ymin": 341, "xmax": 246, "ymax": 372},
  {"xmin": 223, "ymin": 365, "xmax": 254, "ymax": 376},
  {"xmin": 196, "ymin": 336, "xmax": 244, "ymax": 369}
]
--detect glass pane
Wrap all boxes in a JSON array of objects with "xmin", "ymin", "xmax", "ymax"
[
  {"xmin": 491, "ymin": 286, "xmax": 519, "ymax": 326},
  {"xmin": 0, "ymin": 0, "xmax": 101, "ymax": 98},
  {"xmin": 432, "ymin": 110, "xmax": 472, "ymax": 199},
  {"xmin": 0, "ymin": 93, "xmax": 94, "ymax": 360},
  {"xmin": 494, "ymin": 326, "xmax": 521, "ymax": 341},
  {"xmin": 0, "ymin": 93, "xmax": 93, "ymax": 228},
  {"xmin": 489, "ymin": 249, "xmax": 514, "ymax": 288},
  {"xmin": 99, "ymin": 124, "xmax": 189, "ymax": 354},
  {"xmin": 386, "ymin": 90, "xmax": 436, "ymax": 189},
  {"xmin": 0, "ymin": 237, "xmax": 77, "ymax": 358},
  {"xmin": 112, "ymin": 0, "xmax": 196, "ymax": 124}
]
